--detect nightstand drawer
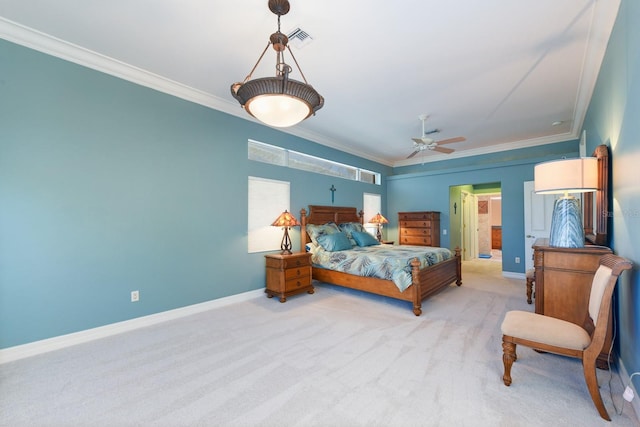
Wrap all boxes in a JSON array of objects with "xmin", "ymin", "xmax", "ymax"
[
  {"xmin": 284, "ymin": 276, "xmax": 311, "ymax": 292},
  {"xmin": 281, "ymin": 256, "xmax": 311, "ymax": 269},
  {"xmin": 284, "ymin": 266, "xmax": 311, "ymax": 280}
]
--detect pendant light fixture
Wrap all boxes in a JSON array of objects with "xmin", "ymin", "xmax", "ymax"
[{"xmin": 230, "ymin": 0, "xmax": 324, "ymax": 128}]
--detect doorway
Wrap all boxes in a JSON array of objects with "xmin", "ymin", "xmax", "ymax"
[{"xmin": 450, "ymin": 183, "xmax": 502, "ymax": 265}]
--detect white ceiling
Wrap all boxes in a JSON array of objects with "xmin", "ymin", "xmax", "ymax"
[{"xmin": 0, "ymin": 0, "xmax": 621, "ymax": 167}]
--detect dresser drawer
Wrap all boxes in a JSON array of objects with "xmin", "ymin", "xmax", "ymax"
[
  {"xmin": 400, "ymin": 220, "xmax": 433, "ymax": 228},
  {"xmin": 400, "ymin": 227, "xmax": 432, "ymax": 236},
  {"xmin": 400, "ymin": 236, "xmax": 433, "ymax": 246},
  {"xmin": 398, "ymin": 212, "xmax": 438, "ymax": 221}
]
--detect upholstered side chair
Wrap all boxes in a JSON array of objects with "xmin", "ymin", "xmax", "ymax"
[{"xmin": 500, "ymin": 254, "xmax": 632, "ymax": 421}]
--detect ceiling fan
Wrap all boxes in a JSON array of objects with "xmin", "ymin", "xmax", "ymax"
[{"xmin": 407, "ymin": 114, "xmax": 466, "ymax": 158}]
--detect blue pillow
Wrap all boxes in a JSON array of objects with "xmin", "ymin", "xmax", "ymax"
[
  {"xmin": 338, "ymin": 222, "xmax": 366, "ymax": 246},
  {"xmin": 306, "ymin": 222, "xmax": 341, "ymax": 245},
  {"xmin": 316, "ymin": 232, "xmax": 352, "ymax": 252},
  {"xmin": 351, "ymin": 231, "xmax": 380, "ymax": 247}
]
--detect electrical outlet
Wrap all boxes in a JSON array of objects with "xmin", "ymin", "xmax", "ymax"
[
  {"xmin": 443, "ymin": 229, "xmax": 448, "ymax": 235},
  {"xmin": 623, "ymin": 386, "xmax": 635, "ymax": 402},
  {"xmin": 131, "ymin": 290, "xmax": 139, "ymax": 302},
  {"xmin": 515, "ymin": 257, "xmax": 521, "ymax": 264}
]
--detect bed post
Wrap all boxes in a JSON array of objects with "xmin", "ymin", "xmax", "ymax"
[
  {"xmin": 300, "ymin": 208, "xmax": 308, "ymax": 253},
  {"xmin": 410, "ymin": 258, "xmax": 422, "ymax": 316},
  {"xmin": 358, "ymin": 210, "xmax": 364, "ymax": 225},
  {"xmin": 454, "ymin": 247, "xmax": 462, "ymax": 286}
]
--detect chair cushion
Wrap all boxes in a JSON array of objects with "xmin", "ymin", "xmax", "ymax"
[
  {"xmin": 589, "ymin": 265, "xmax": 612, "ymax": 327},
  {"xmin": 501, "ymin": 311, "xmax": 591, "ymax": 350}
]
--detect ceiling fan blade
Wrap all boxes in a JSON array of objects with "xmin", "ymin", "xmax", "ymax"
[
  {"xmin": 432, "ymin": 146, "xmax": 455, "ymax": 154},
  {"xmin": 412, "ymin": 137, "xmax": 425, "ymax": 144},
  {"xmin": 407, "ymin": 150, "xmax": 420, "ymax": 159},
  {"xmin": 436, "ymin": 136, "xmax": 466, "ymax": 145}
]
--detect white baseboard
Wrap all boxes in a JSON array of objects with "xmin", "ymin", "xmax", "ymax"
[
  {"xmin": 0, "ymin": 289, "xmax": 263, "ymax": 364},
  {"xmin": 618, "ymin": 357, "xmax": 640, "ymax": 420},
  {"xmin": 503, "ymin": 271, "xmax": 526, "ymax": 280}
]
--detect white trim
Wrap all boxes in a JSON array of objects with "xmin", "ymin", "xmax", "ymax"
[
  {"xmin": 0, "ymin": 17, "xmax": 391, "ymax": 166},
  {"xmin": 502, "ymin": 271, "xmax": 526, "ymax": 280},
  {"xmin": 1, "ymin": 11, "xmax": 618, "ymax": 169},
  {"xmin": 0, "ymin": 289, "xmax": 263, "ymax": 364},
  {"xmin": 618, "ymin": 357, "xmax": 640, "ymax": 420}
]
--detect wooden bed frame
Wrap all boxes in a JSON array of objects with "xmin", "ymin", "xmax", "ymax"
[{"xmin": 300, "ymin": 205, "xmax": 462, "ymax": 316}]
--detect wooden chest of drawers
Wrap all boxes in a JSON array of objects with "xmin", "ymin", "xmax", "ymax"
[
  {"xmin": 264, "ymin": 252, "xmax": 314, "ymax": 302},
  {"xmin": 398, "ymin": 211, "xmax": 440, "ymax": 246}
]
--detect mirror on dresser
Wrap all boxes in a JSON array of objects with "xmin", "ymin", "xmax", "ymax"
[{"xmin": 583, "ymin": 144, "xmax": 609, "ymax": 246}]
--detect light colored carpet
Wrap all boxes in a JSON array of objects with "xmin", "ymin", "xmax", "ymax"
[{"xmin": 1, "ymin": 260, "xmax": 638, "ymax": 426}]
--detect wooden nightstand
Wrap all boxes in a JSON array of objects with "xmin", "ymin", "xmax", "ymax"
[
  {"xmin": 264, "ymin": 252, "xmax": 314, "ymax": 302},
  {"xmin": 381, "ymin": 240, "xmax": 394, "ymax": 245}
]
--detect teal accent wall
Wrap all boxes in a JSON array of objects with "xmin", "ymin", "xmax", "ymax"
[
  {"xmin": 388, "ymin": 142, "xmax": 579, "ymax": 274},
  {"xmin": 0, "ymin": 39, "xmax": 390, "ymax": 348},
  {"xmin": 581, "ymin": 0, "xmax": 640, "ymax": 387}
]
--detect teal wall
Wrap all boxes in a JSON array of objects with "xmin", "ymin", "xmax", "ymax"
[
  {"xmin": 581, "ymin": 0, "xmax": 640, "ymax": 387},
  {"xmin": 0, "ymin": 39, "xmax": 390, "ymax": 348},
  {"xmin": 387, "ymin": 141, "xmax": 579, "ymax": 273}
]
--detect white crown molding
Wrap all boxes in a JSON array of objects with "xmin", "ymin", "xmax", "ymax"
[
  {"xmin": 392, "ymin": 132, "xmax": 578, "ymax": 168},
  {"xmin": 1, "ymin": 0, "xmax": 620, "ymax": 171},
  {"xmin": 0, "ymin": 288, "xmax": 263, "ymax": 364},
  {"xmin": 570, "ymin": 0, "xmax": 622, "ymax": 137},
  {"xmin": 0, "ymin": 17, "xmax": 393, "ymax": 165},
  {"xmin": 0, "ymin": 17, "xmax": 244, "ymax": 115}
]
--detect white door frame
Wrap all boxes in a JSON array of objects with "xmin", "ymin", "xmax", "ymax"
[
  {"xmin": 523, "ymin": 181, "xmax": 555, "ymax": 271},
  {"xmin": 461, "ymin": 191, "xmax": 478, "ymax": 260}
]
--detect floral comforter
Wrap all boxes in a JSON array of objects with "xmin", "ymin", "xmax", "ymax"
[{"xmin": 311, "ymin": 245, "xmax": 452, "ymax": 292}]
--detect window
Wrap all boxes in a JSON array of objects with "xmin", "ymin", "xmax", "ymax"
[
  {"xmin": 363, "ymin": 193, "xmax": 382, "ymax": 235},
  {"xmin": 249, "ymin": 139, "xmax": 381, "ymax": 185}
]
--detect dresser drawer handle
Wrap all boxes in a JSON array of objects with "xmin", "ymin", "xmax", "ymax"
[{"xmin": 296, "ymin": 281, "xmax": 301, "ymax": 287}]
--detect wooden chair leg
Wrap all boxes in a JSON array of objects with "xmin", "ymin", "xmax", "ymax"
[
  {"xmin": 583, "ymin": 357, "xmax": 611, "ymax": 421},
  {"xmin": 502, "ymin": 340, "xmax": 517, "ymax": 386},
  {"xmin": 526, "ymin": 277, "xmax": 534, "ymax": 304}
]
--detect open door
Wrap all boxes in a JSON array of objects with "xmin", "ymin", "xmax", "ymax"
[{"xmin": 523, "ymin": 181, "xmax": 554, "ymax": 271}]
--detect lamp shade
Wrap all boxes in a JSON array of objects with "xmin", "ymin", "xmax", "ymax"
[
  {"xmin": 271, "ymin": 210, "xmax": 299, "ymax": 255},
  {"xmin": 230, "ymin": 0, "xmax": 323, "ymax": 128},
  {"xmin": 271, "ymin": 210, "xmax": 300, "ymax": 227},
  {"xmin": 534, "ymin": 157, "xmax": 597, "ymax": 249},
  {"xmin": 369, "ymin": 213, "xmax": 389, "ymax": 224},
  {"xmin": 534, "ymin": 157, "xmax": 598, "ymax": 194}
]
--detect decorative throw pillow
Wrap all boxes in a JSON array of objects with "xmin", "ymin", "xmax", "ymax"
[
  {"xmin": 316, "ymin": 232, "xmax": 353, "ymax": 252},
  {"xmin": 306, "ymin": 222, "xmax": 341, "ymax": 245},
  {"xmin": 351, "ymin": 231, "xmax": 381, "ymax": 247},
  {"xmin": 338, "ymin": 222, "xmax": 365, "ymax": 246}
]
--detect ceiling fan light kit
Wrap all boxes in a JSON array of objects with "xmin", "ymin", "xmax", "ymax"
[
  {"xmin": 230, "ymin": 0, "xmax": 324, "ymax": 128},
  {"xmin": 407, "ymin": 114, "xmax": 465, "ymax": 158}
]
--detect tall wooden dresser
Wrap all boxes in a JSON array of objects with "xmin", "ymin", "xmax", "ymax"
[
  {"xmin": 398, "ymin": 211, "xmax": 440, "ymax": 247},
  {"xmin": 532, "ymin": 238, "xmax": 613, "ymax": 368}
]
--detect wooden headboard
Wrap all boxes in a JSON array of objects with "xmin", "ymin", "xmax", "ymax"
[{"xmin": 299, "ymin": 205, "xmax": 364, "ymax": 251}]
